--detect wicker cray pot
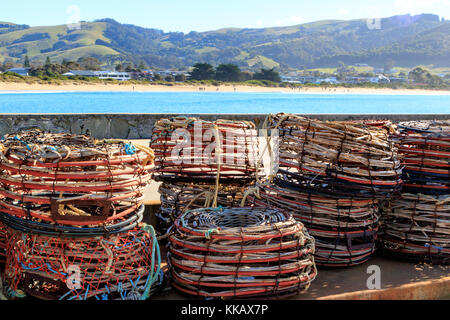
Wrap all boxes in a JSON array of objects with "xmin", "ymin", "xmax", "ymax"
[
  {"xmin": 150, "ymin": 117, "xmax": 261, "ymax": 182},
  {"xmin": 168, "ymin": 207, "xmax": 317, "ymax": 299},
  {"xmin": 380, "ymin": 194, "xmax": 450, "ymax": 264},
  {"xmin": 268, "ymin": 113, "xmax": 402, "ymax": 198},
  {"xmin": 4, "ymin": 224, "xmax": 162, "ymax": 300},
  {"xmin": 391, "ymin": 123, "xmax": 449, "ymax": 195},
  {"xmin": 249, "ymin": 181, "xmax": 380, "ymax": 267},
  {"xmin": 379, "ymin": 121, "xmax": 449, "ymax": 264},
  {"xmin": 0, "ymin": 130, "xmax": 154, "ymax": 229},
  {"xmin": 157, "ymin": 181, "xmax": 249, "ymax": 235}
]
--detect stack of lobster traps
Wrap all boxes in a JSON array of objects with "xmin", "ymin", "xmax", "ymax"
[
  {"xmin": 380, "ymin": 120, "xmax": 450, "ymax": 264},
  {"xmin": 249, "ymin": 114, "xmax": 402, "ymax": 267},
  {"xmin": 150, "ymin": 117, "xmax": 262, "ymax": 236},
  {"xmin": 0, "ymin": 130, "xmax": 162, "ymax": 300},
  {"xmin": 168, "ymin": 207, "xmax": 317, "ymax": 299}
]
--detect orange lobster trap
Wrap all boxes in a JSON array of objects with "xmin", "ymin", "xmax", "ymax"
[{"xmin": 4, "ymin": 224, "xmax": 162, "ymax": 300}]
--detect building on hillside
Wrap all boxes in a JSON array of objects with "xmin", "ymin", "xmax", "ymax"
[
  {"xmin": 94, "ymin": 71, "xmax": 131, "ymax": 81},
  {"xmin": 6, "ymin": 68, "xmax": 30, "ymax": 76},
  {"xmin": 63, "ymin": 70, "xmax": 131, "ymax": 81},
  {"xmin": 62, "ymin": 70, "xmax": 97, "ymax": 77}
]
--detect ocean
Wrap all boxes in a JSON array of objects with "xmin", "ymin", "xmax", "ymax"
[{"xmin": 0, "ymin": 91, "xmax": 449, "ymax": 114}]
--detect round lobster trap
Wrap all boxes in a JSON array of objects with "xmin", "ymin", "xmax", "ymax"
[
  {"xmin": 380, "ymin": 194, "xmax": 449, "ymax": 265},
  {"xmin": 4, "ymin": 224, "xmax": 162, "ymax": 300},
  {"xmin": 0, "ymin": 130, "xmax": 154, "ymax": 229},
  {"xmin": 150, "ymin": 117, "xmax": 261, "ymax": 182},
  {"xmin": 168, "ymin": 207, "xmax": 317, "ymax": 299},
  {"xmin": 249, "ymin": 181, "xmax": 380, "ymax": 267},
  {"xmin": 268, "ymin": 113, "xmax": 403, "ymax": 198},
  {"xmin": 157, "ymin": 181, "xmax": 249, "ymax": 235}
]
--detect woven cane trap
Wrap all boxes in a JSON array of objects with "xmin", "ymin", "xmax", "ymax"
[
  {"xmin": 156, "ymin": 181, "xmax": 249, "ymax": 235},
  {"xmin": 150, "ymin": 117, "xmax": 261, "ymax": 182},
  {"xmin": 249, "ymin": 180, "xmax": 380, "ymax": 267},
  {"xmin": 391, "ymin": 131, "xmax": 449, "ymax": 195},
  {"xmin": 169, "ymin": 207, "xmax": 317, "ymax": 299},
  {"xmin": 380, "ymin": 194, "xmax": 449, "ymax": 265},
  {"xmin": 380, "ymin": 121, "xmax": 449, "ymax": 264},
  {"xmin": 4, "ymin": 224, "xmax": 161, "ymax": 300},
  {"xmin": 268, "ymin": 113, "xmax": 402, "ymax": 198},
  {"xmin": 0, "ymin": 130, "xmax": 154, "ymax": 228}
]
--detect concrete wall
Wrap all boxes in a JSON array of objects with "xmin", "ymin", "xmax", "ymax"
[{"xmin": 0, "ymin": 114, "xmax": 449, "ymax": 139}]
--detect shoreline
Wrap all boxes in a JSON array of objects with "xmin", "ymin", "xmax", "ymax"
[{"xmin": 1, "ymin": 81, "xmax": 450, "ymax": 95}]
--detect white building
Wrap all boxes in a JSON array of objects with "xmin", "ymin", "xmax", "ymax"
[
  {"xmin": 94, "ymin": 71, "xmax": 131, "ymax": 81},
  {"xmin": 63, "ymin": 70, "xmax": 131, "ymax": 81}
]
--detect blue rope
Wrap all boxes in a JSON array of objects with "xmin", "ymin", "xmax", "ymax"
[
  {"xmin": 124, "ymin": 143, "xmax": 136, "ymax": 155},
  {"xmin": 141, "ymin": 224, "xmax": 161, "ymax": 300}
]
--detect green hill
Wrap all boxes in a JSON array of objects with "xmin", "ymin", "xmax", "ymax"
[{"xmin": 0, "ymin": 13, "xmax": 448, "ymax": 71}]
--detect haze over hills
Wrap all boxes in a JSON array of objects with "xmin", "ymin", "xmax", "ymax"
[{"xmin": 0, "ymin": 13, "xmax": 448, "ymax": 71}]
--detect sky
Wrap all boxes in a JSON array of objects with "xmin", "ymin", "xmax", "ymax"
[{"xmin": 1, "ymin": 0, "xmax": 449, "ymax": 32}]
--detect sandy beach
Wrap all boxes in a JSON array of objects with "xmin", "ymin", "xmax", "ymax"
[{"xmin": 1, "ymin": 81, "xmax": 450, "ymax": 95}]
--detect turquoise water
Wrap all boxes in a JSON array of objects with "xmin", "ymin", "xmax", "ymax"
[{"xmin": 0, "ymin": 91, "xmax": 448, "ymax": 114}]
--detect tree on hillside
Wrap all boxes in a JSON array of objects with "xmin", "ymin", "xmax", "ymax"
[
  {"xmin": 30, "ymin": 63, "xmax": 69, "ymax": 77},
  {"xmin": 215, "ymin": 64, "xmax": 242, "ymax": 82},
  {"xmin": 409, "ymin": 67, "xmax": 443, "ymax": 85},
  {"xmin": 24, "ymin": 55, "xmax": 30, "ymax": 68},
  {"xmin": 45, "ymin": 57, "xmax": 51, "ymax": 67},
  {"xmin": 62, "ymin": 60, "xmax": 81, "ymax": 70},
  {"xmin": 115, "ymin": 64, "xmax": 124, "ymax": 72},
  {"xmin": 253, "ymin": 68, "xmax": 281, "ymax": 82},
  {"xmin": 189, "ymin": 63, "xmax": 215, "ymax": 80},
  {"xmin": 138, "ymin": 61, "xmax": 147, "ymax": 70},
  {"xmin": 78, "ymin": 57, "xmax": 101, "ymax": 71},
  {"xmin": 175, "ymin": 73, "xmax": 187, "ymax": 82}
]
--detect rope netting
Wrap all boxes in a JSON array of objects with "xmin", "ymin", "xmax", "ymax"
[
  {"xmin": 4, "ymin": 224, "xmax": 162, "ymax": 300},
  {"xmin": 380, "ymin": 194, "xmax": 449, "ymax": 264},
  {"xmin": 0, "ymin": 129, "xmax": 163, "ymax": 300},
  {"xmin": 157, "ymin": 181, "xmax": 249, "ymax": 235},
  {"xmin": 168, "ymin": 207, "xmax": 317, "ymax": 299},
  {"xmin": 150, "ymin": 117, "xmax": 261, "ymax": 182},
  {"xmin": 269, "ymin": 113, "xmax": 403, "ymax": 198},
  {"xmin": 380, "ymin": 121, "xmax": 449, "ymax": 264},
  {"xmin": 249, "ymin": 181, "xmax": 380, "ymax": 267},
  {"xmin": 0, "ymin": 129, "xmax": 154, "ymax": 228}
]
